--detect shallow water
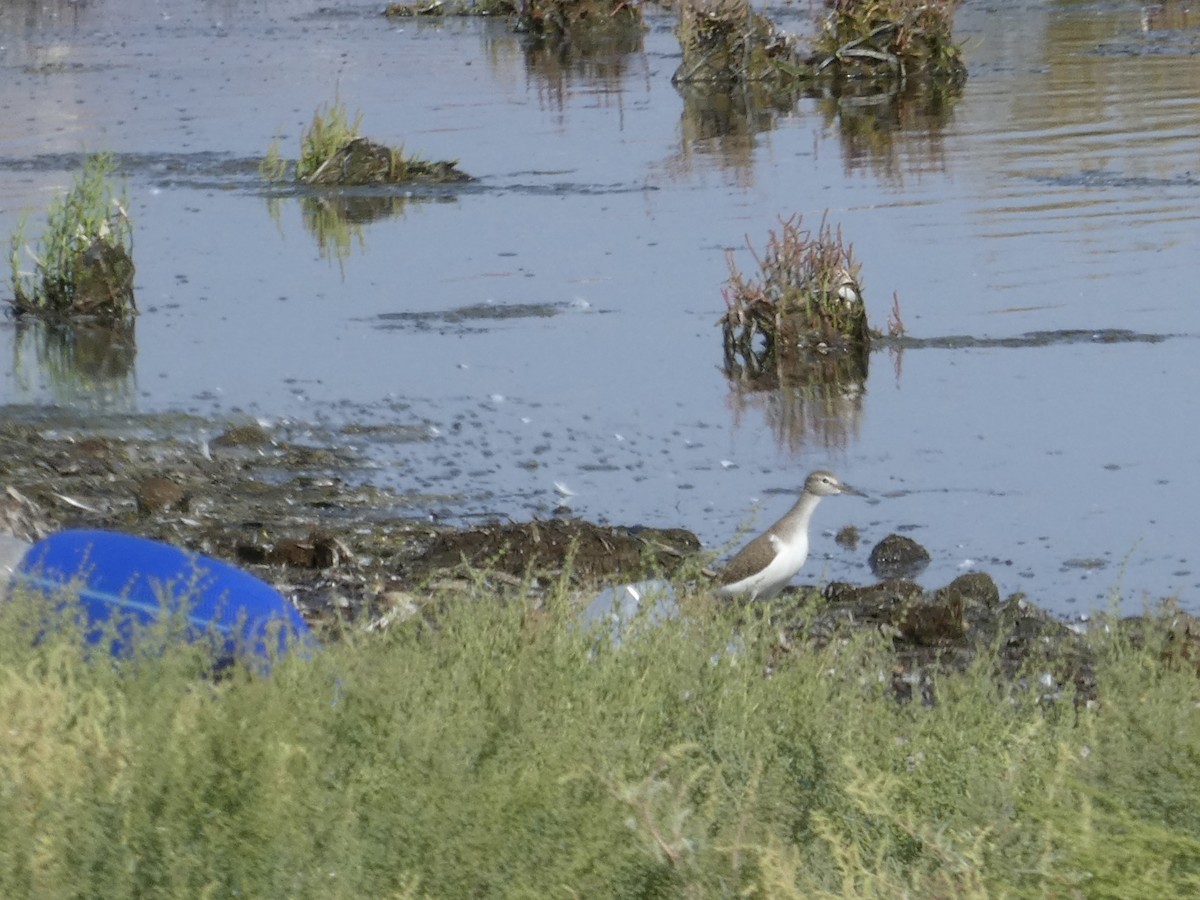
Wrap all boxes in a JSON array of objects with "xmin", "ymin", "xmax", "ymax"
[{"xmin": 1, "ymin": 0, "xmax": 1198, "ymax": 613}]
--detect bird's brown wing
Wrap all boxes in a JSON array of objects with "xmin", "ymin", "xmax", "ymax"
[{"xmin": 715, "ymin": 530, "xmax": 779, "ymax": 587}]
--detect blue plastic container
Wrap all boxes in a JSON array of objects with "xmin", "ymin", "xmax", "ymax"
[{"xmin": 6, "ymin": 529, "xmax": 315, "ymax": 669}]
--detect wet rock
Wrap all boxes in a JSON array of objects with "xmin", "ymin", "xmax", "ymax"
[
  {"xmin": 824, "ymin": 576, "xmax": 923, "ymax": 609},
  {"xmin": 819, "ymin": 578, "xmax": 924, "ymax": 632},
  {"xmin": 898, "ymin": 590, "xmax": 966, "ymax": 646},
  {"xmin": 941, "ymin": 572, "xmax": 1001, "ymax": 616},
  {"xmin": 868, "ymin": 533, "xmax": 931, "ymax": 579},
  {"xmin": 803, "ymin": 570, "xmax": 1102, "ymax": 703},
  {"xmin": 136, "ymin": 476, "xmax": 189, "ymax": 516}
]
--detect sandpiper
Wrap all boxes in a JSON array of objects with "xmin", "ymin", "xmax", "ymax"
[
  {"xmin": 714, "ymin": 470, "xmax": 864, "ymax": 601},
  {"xmin": 835, "ymin": 267, "xmax": 861, "ymax": 306}
]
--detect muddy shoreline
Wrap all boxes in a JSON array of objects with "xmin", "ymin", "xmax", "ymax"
[
  {"xmin": 0, "ymin": 414, "xmax": 701, "ymax": 627},
  {"xmin": 7, "ymin": 412, "xmax": 1193, "ymax": 704}
]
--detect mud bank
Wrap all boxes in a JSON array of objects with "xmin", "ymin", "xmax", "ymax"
[{"xmin": 3, "ymin": 414, "xmax": 1193, "ymax": 702}]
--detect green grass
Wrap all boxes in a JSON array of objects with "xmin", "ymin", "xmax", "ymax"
[
  {"xmin": 260, "ymin": 135, "xmax": 290, "ymax": 182},
  {"xmin": 8, "ymin": 153, "xmax": 135, "ymax": 320},
  {"xmin": 296, "ymin": 97, "xmax": 364, "ymax": 183},
  {"xmin": 2, "ymin": 580, "xmax": 1200, "ymax": 898},
  {"xmin": 285, "ymin": 98, "xmax": 468, "ymax": 186}
]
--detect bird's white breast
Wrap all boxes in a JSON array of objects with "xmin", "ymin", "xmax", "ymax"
[{"xmin": 719, "ymin": 531, "xmax": 810, "ymax": 601}]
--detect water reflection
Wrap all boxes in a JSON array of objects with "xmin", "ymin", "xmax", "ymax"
[
  {"xmin": 969, "ymin": 0, "xmax": 1200, "ymax": 274},
  {"xmin": 815, "ymin": 84, "xmax": 958, "ymax": 182},
  {"xmin": 481, "ymin": 24, "xmax": 647, "ymax": 114},
  {"xmin": 524, "ymin": 35, "xmax": 645, "ymax": 110},
  {"xmin": 668, "ymin": 83, "xmax": 803, "ymax": 182},
  {"xmin": 264, "ymin": 191, "xmax": 455, "ymax": 270},
  {"xmin": 12, "ymin": 318, "xmax": 136, "ymax": 410},
  {"xmin": 300, "ymin": 196, "xmax": 368, "ymax": 269},
  {"xmin": 1138, "ymin": 1, "xmax": 1195, "ymax": 32},
  {"xmin": 723, "ymin": 342, "xmax": 867, "ymax": 453},
  {"xmin": 666, "ymin": 76, "xmax": 958, "ymax": 183},
  {"xmin": 0, "ymin": 0, "xmax": 86, "ymax": 36}
]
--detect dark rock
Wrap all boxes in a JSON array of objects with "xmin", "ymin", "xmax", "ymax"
[
  {"xmin": 898, "ymin": 592, "xmax": 966, "ymax": 646},
  {"xmin": 813, "ymin": 578, "xmax": 925, "ymax": 637},
  {"xmin": 868, "ymin": 533, "xmax": 931, "ymax": 579},
  {"xmin": 938, "ymin": 572, "xmax": 1001, "ymax": 614},
  {"xmin": 136, "ymin": 476, "xmax": 189, "ymax": 516}
]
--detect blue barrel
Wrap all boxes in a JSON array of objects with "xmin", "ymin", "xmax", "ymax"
[{"xmin": 8, "ymin": 529, "xmax": 315, "ymax": 669}]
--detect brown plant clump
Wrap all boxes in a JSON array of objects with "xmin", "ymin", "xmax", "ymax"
[
  {"xmin": 674, "ymin": 0, "xmax": 802, "ymax": 85},
  {"xmin": 514, "ymin": 0, "xmax": 644, "ymax": 40},
  {"xmin": 674, "ymin": 0, "xmax": 966, "ymax": 89},
  {"xmin": 812, "ymin": 0, "xmax": 967, "ymax": 86},
  {"xmin": 9, "ymin": 154, "xmax": 135, "ymax": 322},
  {"xmin": 721, "ymin": 214, "xmax": 870, "ymax": 365}
]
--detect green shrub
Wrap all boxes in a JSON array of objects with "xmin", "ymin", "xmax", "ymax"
[{"xmin": 3, "ymin": 578, "xmax": 1200, "ymax": 896}]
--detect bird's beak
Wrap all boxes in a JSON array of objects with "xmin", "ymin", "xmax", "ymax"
[{"xmin": 839, "ymin": 482, "xmax": 867, "ymax": 497}]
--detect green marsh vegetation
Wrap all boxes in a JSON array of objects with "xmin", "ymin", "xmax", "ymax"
[
  {"xmin": 263, "ymin": 98, "xmax": 471, "ymax": 187},
  {"xmin": 7, "ymin": 153, "xmax": 135, "ymax": 322},
  {"xmin": 296, "ymin": 98, "xmax": 367, "ymax": 183},
  {"xmin": 3, "ymin": 573, "xmax": 1200, "ymax": 897}
]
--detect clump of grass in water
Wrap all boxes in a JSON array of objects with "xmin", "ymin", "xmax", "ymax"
[
  {"xmin": 4, "ymin": 574, "xmax": 1200, "ymax": 896},
  {"xmin": 813, "ymin": 0, "xmax": 967, "ymax": 86},
  {"xmin": 673, "ymin": 0, "xmax": 965, "ymax": 91},
  {"xmin": 264, "ymin": 97, "xmax": 470, "ymax": 187},
  {"xmin": 296, "ymin": 98, "xmax": 365, "ymax": 183},
  {"xmin": 514, "ymin": 0, "xmax": 643, "ymax": 41},
  {"xmin": 674, "ymin": 0, "xmax": 803, "ymax": 85},
  {"xmin": 722, "ymin": 212, "xmax": 869, "ymax": 359},
  {"xmin": 8, "ymin": 153, "xmax": 135, "ymax": 321},
  {"xmin": 259, "ymin": 135, "xmax": 290, "ymax": 182}
]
